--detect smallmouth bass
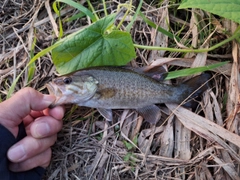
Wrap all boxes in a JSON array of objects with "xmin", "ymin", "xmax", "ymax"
[{"xmin": 46, "ymin": 66, "xmax": 210, "ymax": 124}]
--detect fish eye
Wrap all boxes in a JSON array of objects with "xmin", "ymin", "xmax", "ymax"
[{"xmin": 63, "ymin": 77, "xmax": 72, "ymax": 84}]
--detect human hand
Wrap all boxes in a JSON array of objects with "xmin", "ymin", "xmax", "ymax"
[{"xmin": 0, "ymin": 87, "xmax": 64, "ymax": 172}]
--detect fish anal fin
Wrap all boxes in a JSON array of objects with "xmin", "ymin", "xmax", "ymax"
[
  {"xmin": 136, "ymin": 105, "xmax": 161, "ymax": 124},
  {"xmin": 97, "ymin": 108, "xmax": 113, "ymax": 121}
]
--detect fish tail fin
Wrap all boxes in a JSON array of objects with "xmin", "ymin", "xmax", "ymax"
[{"xmin": 180, "ymin": 73, "xmax": 211, "ymax": 108}]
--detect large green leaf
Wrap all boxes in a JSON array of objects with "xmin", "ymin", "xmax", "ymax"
[
  {"xmin": 52, "ymin": 14, "xmax": 136, "ymax": 75},
  {"xmin": 179, "ymin": 0, "xmax": 240, "ymax": 24}
]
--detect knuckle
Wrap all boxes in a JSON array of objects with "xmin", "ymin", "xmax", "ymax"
[
  {"xmin": 50, "ymin": 134, "xmax": 57, "ymax": 145},
  {"xmin": 18, "ymin": 87, "xmax": 37, "ymax": 104},
  {"xmin": 21, "ymin": 87, "xmax": 36, "ymax": 97},
  {"xmin": 25, "ymin": 136, "xmax": 55, "ymax": 156}
]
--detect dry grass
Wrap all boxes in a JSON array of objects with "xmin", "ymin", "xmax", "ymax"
[{"xmin": 1, "ymin": 0, "xmax": 240, "ymax": 179}]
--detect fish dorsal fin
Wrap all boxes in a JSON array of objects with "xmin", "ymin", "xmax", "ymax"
[
  {"xmin": 97, "ymin": 108, "xmax": 113, "ymax": 121},
  {"xmin": 122, "ymin": 65, "xmax": 168, "ymax": 81},
  {"xmin": 142, "ymin": 65, "xmax": 168, "ymax": 81},
  {"xmin": 136, "ymin": 105, "xmax": 162, "ymax": 124}
]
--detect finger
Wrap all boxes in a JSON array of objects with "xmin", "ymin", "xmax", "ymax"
[
  {"xmin": 23, "ymin": 114, "xmax": 34, "ymax": 127},
  {"xmin": 0, "ymin": 87, "xmax": 55, "ymax": 130},
  {"xmin": 9, "ymin": 148, "xmax": 51, "ymax": 172},
  {"xmin": 43, "ymin": 106, "xmax": 65, "ymax": 120},
  {"xmin": 29, "ymin": 110, "xmax": 45, "ymax": 118},
  {"xmin": 23, "ymin": 106, "xmax": 64, "ymax": 128},
  {"xmin": 7, "ymin": 134, "xmax": 57, "ymax": 163},
  {"xmin": 30, "ymin": 116, "xmax": 63, "ymax": 138}
]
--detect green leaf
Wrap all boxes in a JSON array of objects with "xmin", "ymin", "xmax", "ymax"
[
  {"xmin": 123, "ymin": 141, "xmax": 134, "ymax": 150},
  {"xmin": 123, "ymin": 153, "xmax": 131, "ymax": 161},
  {"xmin": 126, "ymin": 0, "xmax": 143, "ymax": 32},
  {"xmin": 56, "ymin": 0, "xmax": 97, "ymax": 22},
  {"xmin": 52, "ymin": 14, "xmax": 136, "ymax": 75},
  {"xmin": 132, "ymin": 135, "xmax": 138, "ymax": 146},
  {"xmin": 179, "ymin": 0, "xmax": 240, "ymax": 24},
  {"xmin": 28, "ymin": 33, "xmax": 37, "ymax": 82},
  {"xmin": 7, "ymin": 43, "xmax": 61, "ymax": 98},
  {"xmin": 138, "ymin": 11, "xmax": 180, "ymax": 41},
  {"xmin": 166, "ymin": 61, "xmax": 228, "ymax": 80},
  {"xmin": 64, "ymin": 12, "xmax": 85, "ymax": 22},
  {"xmin": 52, "ymin": 1, "xmax": 64, "ymax": 38}
]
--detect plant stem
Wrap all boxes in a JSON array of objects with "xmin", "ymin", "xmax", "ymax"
[
  {"xmin": 116, "ymin": 0, "xmax": 133, "ymax": 30},
  {"xmin": 139, "ymin": 11, "xmax": 179, "ymax": 41},
  {"xmin": 87, "ymin": 0, "xmax": 99, "ymax": 21},
  {"xmin": 134, "ymin": 27, "xmax": 240, "ymax": 53},
  {"xmin": 102, "ymin": 0, "xmax": 108, "ymax": 16},
  {"xmin": 126, "ymin": 0, "xmax": 143, "ymax": 32}
]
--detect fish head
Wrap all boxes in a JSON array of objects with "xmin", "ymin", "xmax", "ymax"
[{"xmin": 46, "ymin": 73, "xmax": 98, "ymax": 107}]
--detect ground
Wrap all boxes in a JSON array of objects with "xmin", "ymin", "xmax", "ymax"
[{"xmin": 1, "ymin": 0, "xmax": 240, "ymax": 179}]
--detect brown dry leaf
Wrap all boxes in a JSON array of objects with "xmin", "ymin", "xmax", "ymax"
[
  {"xmin": 174, "ymin": 116, "xmax": 191, "ymax": 179},
  {"xmin": 211, "ymin": 154, "xmax": 240, "ymax": 180},
  {"xmin": 174, "ymin": 117, "xmax": 191, "ymax": 160},
  {"xmin": 27, "ymin": 1, "xmax": 44, "ymax": 50},
  {"xmin": 190, "ymin": 48, "xmax": 208, "ymax": 69},
  {"xmin": 150, "ymin": 58, "xmax": 232, "ymax": 76},
  {"xmin": 88, "ymin": 122, "xmax": 109, "ymax": 178},
  {"xmin": 120, "ymin": 110, "xmax": 134, "ymax": 137},
  {"xmin": 190, "ymin": 9, "xmax": 198, "ymax": 48},
  {"xmin": 138, "ymin": 126, "xmax": 164, "ymax": 154},
  {"xmin": 225, "ymin": 95, "xmax": 240, "ymax": 131},
  {"xmin": 131, "ymin": 115, "xmax": 143, "ymax": 140},
  {"xmin": 203, "ymin": 90, "xmax": 214, "ymax": 121},
  {"xmin": 188, "ymin": 146, "xmax": 217, "ymax": 164},
  {"xmin": 150, "ymin": 57, "xmax": 182, "ymax": 66},
  {"xmin": 166, "ymin": 104, "xmax": 240, "ymax": 161},
  {"xmin": 195, "ymin": 161, "xmax": 214, "ymax": 180},
  {"xmin": 226, "ymin": 26, "xmax": 240, "ymax": 131},
  {"xmin": 209, "ymin": 91, "xmax": 224, "ymax": 125},
  {"xmin": 184, "ymin": 8, "xmax": 199, "ymax": 58},
  {"xmin": 148, "ymin": 0, "xmax": 169, "ymax": 61},
  {"xmin": 2, "ymin": 0, "xmax": 240, "ymax": 179},
  {"xmin": 45, "ymin": 0, "xmax": 59, "ymax": 37},
  {"xmin": 158, "ymin": 115, "xmax": 174, "ymax": 157}
]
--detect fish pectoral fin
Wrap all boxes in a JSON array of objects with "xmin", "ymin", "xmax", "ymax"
[
  {"xmin": 136, "ymin": 105, "xmax": 162, "ymax": 124},
  {"xmin": 97, "ymin": 108, "xmax": 113, "ymax": 121}
]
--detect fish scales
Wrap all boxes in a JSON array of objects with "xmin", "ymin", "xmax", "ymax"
[{"xmin": 64, "ymin": 67, "xmax": 187, "ymax": 108}]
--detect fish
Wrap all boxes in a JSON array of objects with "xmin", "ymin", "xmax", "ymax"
[{"xmin": 46, "ymin": 66, "xmax": 210, "ymax": 124}]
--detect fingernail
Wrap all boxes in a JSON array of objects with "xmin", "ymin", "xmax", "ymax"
[
  {"xmin": 34, "ymin": 122, "xmax": 50, "ymax": 137},
  {"xmin": 8, "ymin": 145, "xmax": 26, "ymax": 162},
  {"xmin": 43, "ymin": 95, "xmax": 55, "ymax": 104}
]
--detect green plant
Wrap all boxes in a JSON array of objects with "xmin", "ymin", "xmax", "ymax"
[
  {"xmin": 7, "ymin": 0, "xmax": 239, "ymax": 97},
  {"xmin": 179, "ymin": 0, "xmax": 240, "ymax": 25},
  {"xmin": 123, "ymin": 135, "xmax": 138, "ymax": 169},
  {"xmin": 51, "ymin": 14, "xmax": 136, "ymax": 74}
]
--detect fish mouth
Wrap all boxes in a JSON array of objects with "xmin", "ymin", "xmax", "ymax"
[{"xmin": 46, "ymin": 82, "xmax": 63, "ymax": 108}]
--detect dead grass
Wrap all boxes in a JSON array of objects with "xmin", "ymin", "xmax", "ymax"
[{"xmin": 1, "ymin": 0, "xmax": 240, "ymax": 179}]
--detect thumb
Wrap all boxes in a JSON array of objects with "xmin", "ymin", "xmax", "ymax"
[{"xmin": 0, "ymin": 87, "xmax": 55, "ymax": 127}]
